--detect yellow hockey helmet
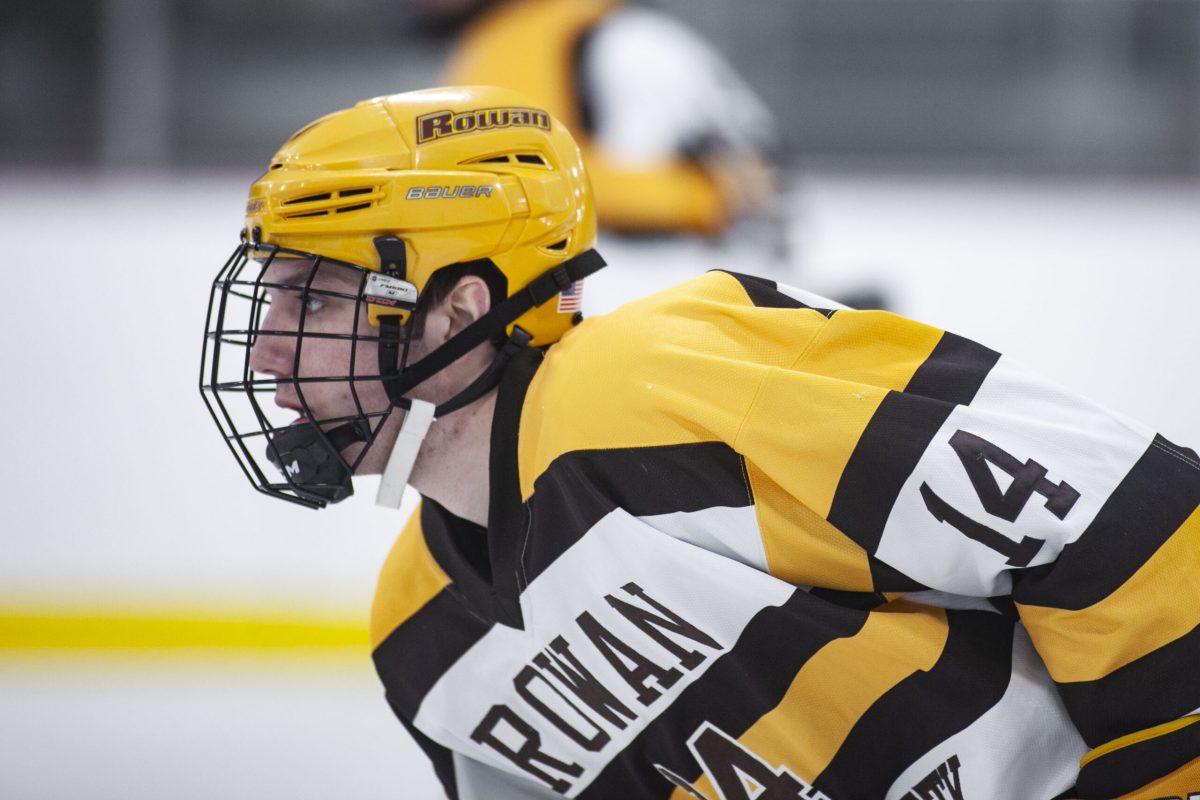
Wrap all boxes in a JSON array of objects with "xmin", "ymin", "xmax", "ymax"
[
  {"xmin": 245, "ymin": 84, "xmax": 599, "ymax": 344},
  {"xmin": 201, "ymin": 86, "xmax": 606, "ymax": 508}
]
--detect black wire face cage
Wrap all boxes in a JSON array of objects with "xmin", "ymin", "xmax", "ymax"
[{"xmin": 199, "ymin": 242, "xmax": 417, "ymax": 509}]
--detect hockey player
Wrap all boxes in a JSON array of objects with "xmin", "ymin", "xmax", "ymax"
[
  {"xmin": 414, "ymin": 0, "xmax": 779, "ymax": 238},
  {"xmin": 201, "ymin": 86, "xmax": 1199, "ymax": 799}
]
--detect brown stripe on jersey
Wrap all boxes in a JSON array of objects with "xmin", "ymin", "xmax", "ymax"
[
  {"xmin": 903, "ymin": 332, "xmax": 1000, "ymax": 407},
  {"xmin": 420, "ymin": 499, "xmax": 509, "ymax": 624},
  {"xmin": 1016, "ymin": 501, "xmax": 1200, "ymax": 685},
  {"xmin": 826, "ymin": 391, "xmax": 953, "ymax": 590},
  {"xmin": 574, "ymin": 588, "xmax": 869, "ymax": 799},
  {"xmin": 807, "ymin": 587, "xmax": 888, "ymax": 611},
  {"xmin": 521, "ymin": 442, "xmax": 753, "ymax": 587},
  {"xmin": 372, "ymin": 589, "xmax": 493, "ymax": 722},
  {"xmin": 869, "ymin": 557, "xmax": 928, "ymax": 592},
  {"xmin": 1013, "ymin": 434, "xmax": 1200, "ymax": 611},
  {"xmin": 1076, "ymin": 717, "xmax": 1200, "ymax": 800},
  {"xmin": 489, "ymin": 345, "xmax": 543, "ymax": 627},
  {"xmin": 811, "ymin": 609, "xmax": 1016, "ymax": 798},
  {"xmin": 673, "ymin": 598, "xmax": 950, "ymax": 798},
  {"xmin": 391, "ymin": 697, "xmax": 460, "ymax": 800},
  {"xmin": 1055, "ymin": 622, "xmax": 1200, "ymax": 748},
  {"xmin": 716, "ymin": 270, "xmax": 836, "ymax": 317},
  {"xmin": 826, "ymin": 332, "xmax": 998, "ymax": 590}
]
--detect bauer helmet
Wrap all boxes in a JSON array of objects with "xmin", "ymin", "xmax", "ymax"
[{"xmin": 200, "ymin": 86, "xmax": 603, "ymax": 508}]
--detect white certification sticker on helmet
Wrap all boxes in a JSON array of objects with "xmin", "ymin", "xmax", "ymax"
[{"xmin": 364, "ymin": 272, "xmax": 418, "ymax": 308}]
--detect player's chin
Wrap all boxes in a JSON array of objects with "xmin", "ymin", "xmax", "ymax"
[{"xmin": 347, "ymin": 441, "xmax": 383, "ymax": 476}]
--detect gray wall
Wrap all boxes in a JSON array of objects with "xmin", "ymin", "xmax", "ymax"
[
  {"xmin": 2, "ymin": 0, "xmax": 1198, "ymax": 172},
  {"xmin": 654, "ymin": 0, "xmax": 1200, "ymax": 172}
]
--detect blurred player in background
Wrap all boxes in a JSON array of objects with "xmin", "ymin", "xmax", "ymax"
[{"xmin": 405, "ymin": 0, "xmax": 790, "ymax": 312}]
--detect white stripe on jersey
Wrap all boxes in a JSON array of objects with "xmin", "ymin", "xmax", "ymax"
[
  {"xmin": 774, "ymin": 281, "xmax": 851, "ymax": 311},
  {"xmin": 883, "ymin": 625, "xmax": 1086, "ymax": 800},
  {"xmin": 453, "ymin": 751, "xmax": 564, "ymax": 800},
  {"xmin": 874, "ymin": 355, "xmax": 1154, "ymax": 596},
  {"xmin": 413, "ymin": 506, "xmax": 795, "ymax": 797},
  {"xmin": 639, "ymin": 504, "xmax": 769, "ymax": 573}
]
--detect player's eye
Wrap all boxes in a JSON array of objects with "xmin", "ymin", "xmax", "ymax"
[{"xmin": 304, "ymin": 296, "xmax": 326, "ymax": 314}]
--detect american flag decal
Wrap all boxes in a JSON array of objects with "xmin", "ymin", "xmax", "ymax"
[{"xmin": 556, "ymin": 280, "xmax": 584, "ymax": 313}]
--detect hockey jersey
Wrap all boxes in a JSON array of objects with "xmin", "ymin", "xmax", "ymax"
[{"xmin": 371, "ymin": 270, "xmax": 1200, "ymax": 799}]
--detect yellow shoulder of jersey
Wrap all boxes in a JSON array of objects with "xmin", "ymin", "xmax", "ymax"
[
  {"xmin": 369, "ymin": 502, "xmax": 450, "ymax": 650},
  {"xmin": 517, "ymin": 270, "xmax": 830, "ymax": 499}
]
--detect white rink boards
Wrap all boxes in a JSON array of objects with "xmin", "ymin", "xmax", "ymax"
[{"xmin": 0, "ymin": 170, "xmax": 1196, "ymax": 800}]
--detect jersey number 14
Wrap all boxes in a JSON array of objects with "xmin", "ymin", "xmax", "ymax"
[
  {"xmin": 920, "ymin": 430, "xmax": 1080, "ymax": 567},
  {"xmin": 653, "ymin": 722, "xmax": 831, "ymax": 800}
]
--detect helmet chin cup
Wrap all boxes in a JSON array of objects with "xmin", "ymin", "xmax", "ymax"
[{"xmin": 266, "ymin": 421, "xmax": 365, "ymax": 505}]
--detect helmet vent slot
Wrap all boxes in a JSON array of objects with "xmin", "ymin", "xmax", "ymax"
[
  {"xmin": 545, "ymin": 238, "xmax": 568, "ymax": 251},
  {"xmin": 462, "ymin": 153, "xmax": 548, "ymax": 167},
  {"xmin": 279, "ymin": 187, "xmax": 379, "ymax": 219},
  {"xmin": 284, "ymin": 192, "xmax": 332, "ymax": 206}
]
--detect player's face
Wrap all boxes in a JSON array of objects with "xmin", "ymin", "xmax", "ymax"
[{"xmin": 248, "ymin": 258, "xmax": 392, "ymax": 459}]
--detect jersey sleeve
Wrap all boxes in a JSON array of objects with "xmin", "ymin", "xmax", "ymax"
[{"xmin": 724, "ymin": 275, "xmax": 1200, "ymax": 798}]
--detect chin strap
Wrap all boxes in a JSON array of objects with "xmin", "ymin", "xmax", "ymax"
[
  {"xmin": 373, "ymin": 326, "xmax": 533, "ymax": 509},
  {"xmin": 434, "ymin": 326, "xmax": 532, "ymax": 417}
]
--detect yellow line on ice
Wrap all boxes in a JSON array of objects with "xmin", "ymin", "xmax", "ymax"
[{"xmin": 0, "ymin": 610, "xmax": 369, "ymax": 652}]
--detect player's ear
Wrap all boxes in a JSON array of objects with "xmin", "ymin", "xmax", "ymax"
[{"xmin": 441, "ymin": 275, "xmax": 493, "ymax": 339}]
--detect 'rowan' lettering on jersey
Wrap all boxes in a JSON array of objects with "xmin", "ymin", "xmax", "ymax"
[{"xmin": 469, "ymin": 581, "xmax": 724, "ymax": 794}]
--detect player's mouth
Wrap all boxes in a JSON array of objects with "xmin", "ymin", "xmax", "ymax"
[{"xmin": 274, "ymin": 397, "xmax": 313, "ymax": 426}]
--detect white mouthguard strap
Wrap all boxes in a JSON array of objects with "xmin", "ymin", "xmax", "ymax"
[{"xmin": 375, "ymin": 399, "xmax": 436, "ymax": 509}]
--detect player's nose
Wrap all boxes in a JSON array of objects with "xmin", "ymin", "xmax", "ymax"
[{"xmin": 248, "ymin": 307, "xmax": 297, "ymax": 377}]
